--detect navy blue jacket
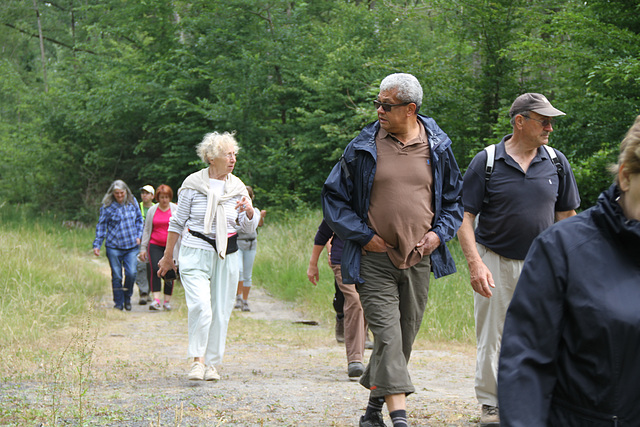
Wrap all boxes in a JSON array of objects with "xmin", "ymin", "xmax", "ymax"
[
  {"xmin": 498, "ymin": 184, "xmax": 640, "ymax": 426},
  {"xmin": 321, "ymin": 115, "xmax": 463, "ymax": 284}
]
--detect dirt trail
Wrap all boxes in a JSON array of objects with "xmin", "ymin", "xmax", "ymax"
[{"xmin": 6, "ymin": 259, "xmax": 480, "ymax": 426}]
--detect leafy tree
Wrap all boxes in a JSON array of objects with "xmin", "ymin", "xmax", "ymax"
[{"xmin": 1, "ymin": 0, "xmax": 638, "ymax": 217}]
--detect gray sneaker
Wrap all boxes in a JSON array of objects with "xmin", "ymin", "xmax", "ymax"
[
  {"xmin": 480, "ymin": 405, "xmax": 500, "ymax": 427},
  {"xmin": 348, "ymin": 361, "xmax": 364, "ymax": 379},
  {"xmin": 241, "ymin": 300, "xmax": 250, "ymax": 312},
  {"xmin": 234, "ymin": 295, "xmax": 242, "ymax": 309}
]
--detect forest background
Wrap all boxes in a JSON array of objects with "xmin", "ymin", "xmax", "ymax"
[{"xmin": 1, "ymin": 0, "xmax": 639, "ymax": 221}]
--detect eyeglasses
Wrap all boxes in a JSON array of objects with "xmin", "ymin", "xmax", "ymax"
[
  {"xmin": 373, "ymin": 99, "xmax": 410, "ymax": 112},
  {"xmin": 522, "ymin": 115, "xmax": 555, "ymax": 127}
]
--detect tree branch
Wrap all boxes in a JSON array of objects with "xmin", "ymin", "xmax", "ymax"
[{"xmin": 2, "ymin": 22, "xmax": 97, "ymax": 54}]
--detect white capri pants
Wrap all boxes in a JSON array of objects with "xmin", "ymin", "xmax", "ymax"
[{"xmin": 179, "ymin": 245, "xmax": 239, "ymax": 366}]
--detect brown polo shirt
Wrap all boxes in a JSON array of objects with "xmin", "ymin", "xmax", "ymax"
[{"xmin": 367, "ymin": 122, "xmax": 434, "ymax": 269}]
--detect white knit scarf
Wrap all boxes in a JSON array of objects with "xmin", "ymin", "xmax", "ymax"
[{"xmin": 179, "ymin": 168, "xmax": 248, "ymax": 259}]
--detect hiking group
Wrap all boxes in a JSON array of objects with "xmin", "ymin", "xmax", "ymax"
[{"xmin": 93, "ymin": 72, "xmax": 640, "ymax": 427}]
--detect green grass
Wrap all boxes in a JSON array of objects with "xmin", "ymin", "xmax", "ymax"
[
  {"xmin": 0, "ymin": 205, "xmax": 475, "ymax": 356},
  {"xmin": 253, "ymin": 210, "xmax": 475, "ymax": 344},
  {"xmin": 252, "ymin": 210, "xmax": 338, "ymax": 323},
  {"xmin": 0, "ymin": 205, "xmax": 106, "ymax": 350},
  {"xmin": 420, "ymin": 239, "xmax": 475, "ymax": 343}
]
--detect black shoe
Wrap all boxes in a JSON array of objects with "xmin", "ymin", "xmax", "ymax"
[
  {"xmin": 359, "ymin": 412, "xmax": 387, "ymax": 427},
  {"xmin": 124, "ymin": 302, "xmax": 132, "ymax": 311},
  {"xmin": 114, "ymin": 305, "xmax": 124, "ymax": 311},
  {"xmin": 139, "ymin": 293, "xmax": 148, "ymax": 305},
  {"xmin": 348, "ymin": 362, "xmax": 365, "ymax": 379}
]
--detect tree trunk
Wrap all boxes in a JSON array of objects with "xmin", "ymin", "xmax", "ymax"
[{"xmin": 33, "ymin": 0, "xmax": 48, "ymax": 92}]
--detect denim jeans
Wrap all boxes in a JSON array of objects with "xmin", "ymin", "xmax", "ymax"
[
  {"xmin": 105, "ymin": 246, "xmax": 138, "ymax": 308},
  {"xmin": 238, "ymin": 247, "xmax": 257, "ymax": 287}
]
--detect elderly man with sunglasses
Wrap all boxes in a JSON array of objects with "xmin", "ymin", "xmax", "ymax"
[
  {"xmin": 322, "ymin": 73, "xmax": 463, "ymax": 427},
  {"xmin": 456, "ymin": 93, "xmax": 580, "ymax": 426}
]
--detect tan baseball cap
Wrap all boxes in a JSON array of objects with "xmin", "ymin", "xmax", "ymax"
[
  {"xmin": 509, "ymin": 93, "xmax": 565, "ymax": 118},
  {"xmin": 139, "ymin": 185, "xmax": 155, "ymax": 195}
]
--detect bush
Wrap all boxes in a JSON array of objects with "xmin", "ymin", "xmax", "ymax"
[{"xmin": 572, "ymin": 146, "xmax": 618, "ymax": 210}]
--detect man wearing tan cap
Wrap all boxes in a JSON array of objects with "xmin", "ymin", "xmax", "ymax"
[
  {"xmin": 136, "ymin": 185, "xmax": 155, "ymax": 304},
  {"xmin": 457, "ymin": 93, "xmax": 580, "ymax": 426}
]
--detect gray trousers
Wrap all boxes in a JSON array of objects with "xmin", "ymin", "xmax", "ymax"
[
  {"xmin": 358, "ymin": 251, "xmax": 431, "ymax": 398},
  {"xmin": 136, "ymin": 257, "xmax": 149, "ymax": 295}
]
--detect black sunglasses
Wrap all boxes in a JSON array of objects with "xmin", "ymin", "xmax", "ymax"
[
  {"xmin": 522, "ymin": 115, "xmax": 555, "ymax": 127},
  {"xmin": 373, "ymin": 99, "xmax": 411, "ymax": 112}
]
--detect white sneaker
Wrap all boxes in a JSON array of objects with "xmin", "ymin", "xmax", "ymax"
[
  {"xmin": 234, "ymin": 295, "xmax": 242, "ymax": 309},
  {"xmin": 204, "ymin": 365, "xmax": 220, "ymax": 381},
  {"xmin": 187, "ymin": 362, "xmax": 205, "ymax": 381}
]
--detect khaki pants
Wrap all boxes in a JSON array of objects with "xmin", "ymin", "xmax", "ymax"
[
  {"xmin": 331, "ymin": 264, "xmax": 366, "ymax": 364},
  {"xmin": 474, "ymin": 244, "xmax": 524, "ymax": 406},
  {"xmin": 358, "ymin": 251, "xmax": 431, "ymax": 398}
]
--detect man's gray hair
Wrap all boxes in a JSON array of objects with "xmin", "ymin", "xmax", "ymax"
[
  {"xmin": 102, "ymin": 179, "xmax": 135, "ymax": 206},
  {"xmin": 510, "ymin": 110, "xmax": 530, "ymax": 127},
  {"xmin": 380, "ymin": 73, "xmax": 423, "ymax": 112}
]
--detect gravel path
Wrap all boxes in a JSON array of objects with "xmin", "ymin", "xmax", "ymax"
[{"xmin": 2, "ymin": 264, "xmax": 480, "ymax": 426}]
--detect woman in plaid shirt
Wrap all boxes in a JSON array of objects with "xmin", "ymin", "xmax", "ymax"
[{"xmin": 93, "ymin": 180, "xmax": 144, "ymax": 311}]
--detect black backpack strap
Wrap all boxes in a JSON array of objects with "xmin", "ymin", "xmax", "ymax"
[{"xmin": 543, "ymin": 145, "xmax": 565, "ymax": 180}]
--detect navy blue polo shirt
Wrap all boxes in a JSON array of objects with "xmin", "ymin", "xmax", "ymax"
[{"xmin": 462, "ymin": 135, "xmax": 580, "ymax": 260}]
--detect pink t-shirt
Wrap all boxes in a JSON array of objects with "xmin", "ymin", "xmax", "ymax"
[{"xmin": 149, "ymin": 208, "xmax": 172, "ymax": 247}]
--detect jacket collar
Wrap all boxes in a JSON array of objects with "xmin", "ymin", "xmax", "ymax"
[
  {"xmin": 351, "ymin": 115, "xmax": 451, "ymax": 154},
  {"xmin": 593, "ymin": 184, "xmax": 640, "ymax": 252}
]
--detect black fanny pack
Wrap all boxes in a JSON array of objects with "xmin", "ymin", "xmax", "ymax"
[{"xmin": 188, "ymin": 229, "xmax": 238, "ymax": 254}]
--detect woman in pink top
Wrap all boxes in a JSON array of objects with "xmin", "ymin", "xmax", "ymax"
[{"xmin": 140, "ymin": 184, "xmax": 179, "ymax": 310}]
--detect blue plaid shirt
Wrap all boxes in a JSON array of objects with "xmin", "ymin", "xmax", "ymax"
[{"xmin": 93, "ymin": 201, "xmax": 143, "ymax": 250}]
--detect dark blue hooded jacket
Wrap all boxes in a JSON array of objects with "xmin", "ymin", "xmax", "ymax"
[
  {"xmin": 498, "ymin": 184, "xmax": 640, "ymax": 426},
  {"xmin": 321, "ymin": 115, "xmax": 463, "ymax": 284}
]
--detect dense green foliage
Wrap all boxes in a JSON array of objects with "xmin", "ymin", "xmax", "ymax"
[{"xmin": 1, "ymin": 0, "xmax": 639, "ymax": 220}]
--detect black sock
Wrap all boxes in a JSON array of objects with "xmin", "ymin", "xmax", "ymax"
[
  {"xmin": 390, "ymin": 409, "xmax": 408, "ymax": 426},
  {"xmin": 364, "ymin": 396, "xmax": 385, "ymax": 419}
]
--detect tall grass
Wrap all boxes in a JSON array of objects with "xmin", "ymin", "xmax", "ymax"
[
  {"xmin": 0, "ymin": 204, "xmax": 476, "ymax": 357},
  {"xmin": 254, "ymin": 210, "xmax": 475, "ymax": 344},
  {"xmin": 0, "ymin": 204, "xmax": 106, "ymax": 350},
  {"xmin": 252, "ymin": 210, "xmax": 337, "ymax": 324}
]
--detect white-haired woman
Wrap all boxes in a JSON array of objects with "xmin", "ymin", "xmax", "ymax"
[
  {"xmin": 158, "ymin": 131, "xmax": 259, "ymax": 381},
  {"xmin": 93, "ymin": 179, "xmax": 144, "ymax": 311}
]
